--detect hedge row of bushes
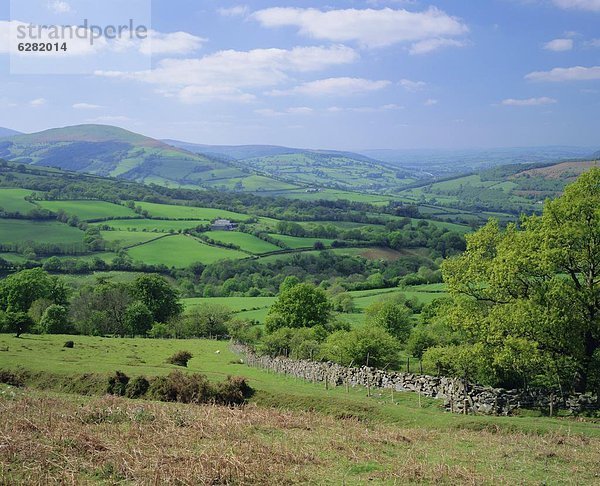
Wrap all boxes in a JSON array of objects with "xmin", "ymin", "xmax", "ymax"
[{"xmin": 107, "ymin": 370, "xmax": 254, "ymax": 405}]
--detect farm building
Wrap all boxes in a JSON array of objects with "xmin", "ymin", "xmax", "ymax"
[{"xmin": 211, "ymin": 219, "xmax": 236, "ymax": 231}]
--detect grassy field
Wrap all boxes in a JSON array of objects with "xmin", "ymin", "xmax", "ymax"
[
  {"xmin": 1, "ymin": 334, "xmax": 600, "ymax": 484},
  {"xmin": 0, "ymin": 188, "xmax": 39, "ymax": 213},
  {"xmin": 268, "ymin": 234, "xmax": 335, "ymax": 249},
  {"xmin": 183, "ymin": 296, "xmax": 276, "ymax": 313},
  {"xmin": 127, "ymin": 235, "xmax": 247, "ymax": 267},
  {"xmin": 100, "ymin": 230, "xmax": 169, "ymax": 247},
  {"xmin": 135, "ymin": 202, "xmax": 249, "ymax": 221},
  {"xmin": 0, "ymin": 219, "xmax": 84, "ymax": 245},
  {"xmin": 208, "ymin": 231, "xmax": 281, "ymax": 254},
  {"xmin": 95, "ymin": 219, "xmax": 209, "ymax": 232},
  {"xmin": 36, "ymin": 200, "xmax": 137, "ymax": 221}
]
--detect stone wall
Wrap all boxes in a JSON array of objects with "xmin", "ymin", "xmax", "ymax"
[{"xmin": 232, "ymin": 344, "xmax": 598, "ymax": 416}]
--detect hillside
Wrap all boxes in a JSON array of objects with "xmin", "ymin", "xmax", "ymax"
[
  {"xmin": 0, "ymin": 125, "xmax": 298, "ymax": 192},
  {"xmin": 0, "ymin": 127, "xmax": 21, "ymax": 138},
  {"xmin": 166, "ymin": 139, "xmax": 419, "ymax": 193},
  {"xmin": 396, "ymin": 159, "xmax": 599, "ymax": 215}
]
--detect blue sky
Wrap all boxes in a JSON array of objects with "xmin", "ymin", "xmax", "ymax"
[{"xmin": 0, "ymin": 0, "xmax": 599, "ymax": 149}]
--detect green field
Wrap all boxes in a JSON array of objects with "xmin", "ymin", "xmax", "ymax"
[
  {"xmin": 100, "ymin": 230, "xmax": 169, "ymax": 247},
  {"xmin": 135, "ymin": 201, "xmax": 249, "ymax": 221},
  {"xmin": 0, "ymin": 219, "xmax": 84, "ymax": 245},
  {"xmin": 36, "ymin": 200, "xmax": 137, "ymax": 221},
  {"xmin": 96, "ymin": 219, "xmax": 209, "ymax": 232},
  {"xmin": 208, "ymin": 231, "xmax": 281, "ymax": 254},
  {"xmin": 127, "ymin": 235, "xmax": 247, "ymax": 267},
  {"xmin": 0, "ymin": 188, "xmax": 39, "ymax": 213},
  {"xmin": 268, "ymin": 234, "xmax": 335, "ymax": 249}
]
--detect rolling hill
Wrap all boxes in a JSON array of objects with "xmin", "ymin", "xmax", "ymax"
[
  {"xmin": 165, "ymin": 139, "xmax": 419, "ymax": 193},
  {"xmin": 0, "ymin": 127, "xmax": 21, "ymax": 138},
  {"xmin": 0, "ymin": 125, "xmax": 281, "ymax": 190}
]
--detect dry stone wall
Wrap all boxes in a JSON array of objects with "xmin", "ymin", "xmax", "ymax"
[{"xmin": 232, "ymin": 344, "xmax": 598, "ymax": 415}]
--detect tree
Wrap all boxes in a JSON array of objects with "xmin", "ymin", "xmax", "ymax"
[
  {"xmin": 4, "ymin": 312, "xmax": 34, "ymax": 337},
  {"xmin": 366, "ymin": 301, "xmax": 413, "ymax": 343},
  {"xmin": 321, "ymin": 327, "xmax": 400, "ymax": 368},
  {"xmin": 440, "ymin": 168, "xmax": 600, "ymax": 392},
  {"xmin": 124, "ymin": 302, "xmax": 154, "ymax": 337},
  {"xmin": 184, "ymin": 304, "xmax": 232, "ymax": 338},
  {"xmin": 132, "ymin": 275, "xmax": 182, "ymax": 323},
  {"xmin": 0, "ymin": 268, "xmax": 68, "ymax": 313},
  {"xmin": 40, "ymin": 304, "xmax": 70, "ymax": 334},
  {"xmin": 266, "ymin": 283, "xmax": 332, "ymax": 333}
]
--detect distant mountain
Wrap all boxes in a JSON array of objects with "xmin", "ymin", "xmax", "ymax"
[
  {"xmin": 358, "ymin": 146, "xmax": 599, "ymax": 177},
  {"xmin": 0, "ymin": 124, "xmax": 262, "ymax": 189},
  {"xmin": 0, "ymin": 127, "xmax": 22, "ymax": 138},
  {"xmin": 165, "ymin": 140, "xmax": 419, "ymax": 192}
]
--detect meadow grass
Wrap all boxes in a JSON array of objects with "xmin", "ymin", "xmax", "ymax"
[
  {"xmin": 96, "ymin": 218, "xmax": 209, "ymax": 232},
  {"xmin": 208, "ymin": 231, "xmax": 281, "ymax": 254},
  {"xmin": 268, "ymin": 234, "xmax": 335, "ymax": 249},
  {"xmin": 183, "ymin": 296, "xmax": 276, "ymax": 313},
  {"xmin": 134, "ymin": 201, "xmax": 249, "ymax": 221},
  {"xmin": 0, "ymin": 218, "xmax": 84, "ymax": 245},
  {"xmin": 0, "ymin": 188, "xmax": 38, "ymax": 213},
  {"xmin": 36, "ymin": 200, "xmax": 137, "ymax": 221},
  {"xmin": 100, "ymin": 230, "xmax": 169, "ymax": 247},
  {"xmin": 127, "ymin": 235, "xmax": 247, "ymax": 267}
]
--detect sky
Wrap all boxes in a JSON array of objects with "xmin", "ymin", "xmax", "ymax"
[{"xmin": 0, "ymin": 0, "xmax": 599, "ymax": 150}]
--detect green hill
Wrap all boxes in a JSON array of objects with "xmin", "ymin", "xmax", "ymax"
[
  {"xmin": 166, "ymin": 139, "xmax": 419, "ymax": 193},
  {"xmin": 0, "ymin": 125, "xmax": 273, "ymax": 190}
]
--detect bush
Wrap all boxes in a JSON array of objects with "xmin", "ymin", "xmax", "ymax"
[
  {"xmin": 106, "ymin": 371, "xmax": 130, "ymax": 396},
  {"xmin": 0, "ymin": 370, "xmax": 25, "ymax": 387},
  {"xmin": 214, "ymin": 376, "xmax": 254, "ymax": 405},
  {"xmin": 167, "ymin": 351, "xmax": 193, "ymax": 367},
  {"xmin": 148, "ymin": 371, "xmax": 213, "ymax": 404},
  {"xmin": 63, "ymin": 340, "xmax": 74, "ymax": 348},
  {"xmin": 125, "ymin": 376, "xmax": 150, "ymax": 399}
]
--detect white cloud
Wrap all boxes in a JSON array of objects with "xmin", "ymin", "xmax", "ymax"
[
  {"xmin": 30, "ymin": 98, "xmax": 46, "ymax": 107},
  {"xmin": 399, "ymin": 79, "xmax": 426, "ymax": 91},
  {"xmin": 409, "ymin": 38, "xmax": 467, "ymax": 55},
  {"xmin": 552, "ymin": 0, "xmax": 600, "ymax": 11},
  {"xmin": 218, "ymin": 5, "xmax": 249, "ymax": 17},
  {"xmin": 585, "ymin": 38, "xmax": 600, "ymax": 47},
  {"xmin": 96, "ymin": 46, "xmax": 358, "ymax": 104},
  {"xmin": 251, "ymin": 7, "xmax": 468, "ymax": 49},
  {"xmin": 501, "ymin": 97, "xmax": 557, "ymax": 106},
  {"xmin": 525, "ymin": 65, "xmax": 600, "ymax": 81},
  {"xmin": 543, "ymin": 38, "xmax": 574, "ymax": 51},
  {"xmin": 139, "ymin": 31, "xmax": 206, "ymax": 56},
  {"xmin": 48, "ymin": 1, "xmax": 71, "ymax": 14},
  {"xmin": 424, "ymin": 98, "xmax": 438, "ymax": 106},
  {"xmin": 269, "ymin": 77, "xmax": 391, "ymax": 97},
  {"xmin": 72, "ymin": 103, "xmax": 102, "ymax": 110}
]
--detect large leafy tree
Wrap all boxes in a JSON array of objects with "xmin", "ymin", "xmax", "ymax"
[
  {"xmin": 132, "ymin": 275, "xmax": 183, "ymax": 323},
  {"xmin": 266, "ymin": 283, "xmax": 332, "ymax": 332},
  {"xmin": 438, "ymin": 168, "xmax": 600, "ymax": 392},
  {"xmin": 0, "ymin": 268, "xmax": 68, "ymax": 314}
]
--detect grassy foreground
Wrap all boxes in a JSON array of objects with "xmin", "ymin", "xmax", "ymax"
[{"xmin": 2, "ymin": 334, "xmax": 600, "ymax": 484}]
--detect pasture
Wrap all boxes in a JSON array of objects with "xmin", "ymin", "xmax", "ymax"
[
  {"xmin": 96, "ymin": 219, "xmax": 209, "ymax": 232},
  {"xmin": 134, "ymin": 201, "xmax": 249, "ymax": 221},
  {"xmin": 0, "ymin": 219, "xmax": 84, "ymax": 245},
  {"xmin": 268, "ymin": 234, "xmax": 335, "ymax": 249},
  {"xmin": 127, "ymin": 235, "xmax": 247, "ymax": 267},
  {"xmin": 36, "ymin": 200, "xmax": 137, "ymax": 221},
  {"xmin": 0, "ymin": 188, "xmax": 39, "ymax": 213},
  {"xmin": 208, "ymin": 231, "xmax": 281, "ymax": 254},
  {"xmin": 100, "ymin": 230, "xmax": 168, "ymax": 247}
]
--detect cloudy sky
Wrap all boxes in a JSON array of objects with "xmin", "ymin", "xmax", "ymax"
[{"xmin": 0, "ymin": 0, "xmax": 599, "ymax": 149}]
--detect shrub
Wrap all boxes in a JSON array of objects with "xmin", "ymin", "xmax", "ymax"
[
  {"xmin": 148, "ymin": 371, "xmax": 213, "ymax": 404},
  {"xmin": 106, "ymin": 371, "xmax": 130, "ymax": 396},
  {"xmin": 167, "ymin": 351, "xmax": 193, "ymax": 367},
  {"xmin": 64, "ymin": 340, "xmax": 74, "ymax": 348},
  {"xmin": 125, "ymin": 376, "xmax": 150, "ymax": 399},
  {"xmin": 214, "ymin": 376, "xmax": 254, "ymax": 405},
  {"xmin": 0, "ymin": 370, "xmax": 25, "ymax": 387}
]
